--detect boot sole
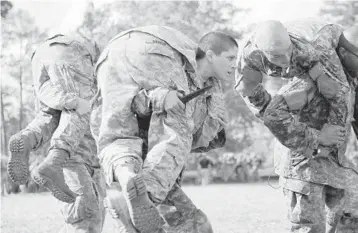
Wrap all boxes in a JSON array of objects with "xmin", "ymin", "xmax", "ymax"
[
  {"xmin": 104, "ymin": 189, "xmax": 138, "ymax": 233},
  {"xmin": 124, "ymin": 175, "xmax": 164, "ymax": 233},
  {"xmin": 7, "ymin": 137, "xmax": 29, "ymax": 184},
  {"xmin": 31, "ymin": 171, "xmax": 75, "ymax": 203}
]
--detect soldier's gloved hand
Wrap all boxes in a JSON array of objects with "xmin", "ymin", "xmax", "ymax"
[
  {"xmin": 164, "ymin": 90, "xmax": 185, "ymax": 114},
  {"xmin": 318, "ymin": 124, "xmax": 346, "ymax": 146},
  {"xmin": 76, "ymin": 98, "xmax": 91, "ymax": 115},
  {"xmin": 235, "ymin": 69, "xmax": 263, "ymax": 97}
]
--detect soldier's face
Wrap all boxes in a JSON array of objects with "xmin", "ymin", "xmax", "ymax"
[
  {"xmin": 211, "ymin": 46, "xmax": 238, "ymax": 82},
  {"xmin": 266, "ymin": 44, "xmax": 293, "ymax": 69}
]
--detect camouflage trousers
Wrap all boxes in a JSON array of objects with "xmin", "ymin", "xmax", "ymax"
[
  {"xmin": 282, "ymin": 178, "xmax": 357, "ymax": 233},
  {"xmin": 59, "ymin": 161, "xmax": 106, "ymax": 233},
  {"xmin": 157, "ymin": 183, "xmax": 212, "ymax": 233},
  {"xmin": 32, "ymin": 100, "xmax": 92, "ymax": 157},
  {"xmin": 24, "ymin": 107, "xmax": 61, "ymax": 151},
  {"xmin": 51, "ymin": 110, "xmax": 91, "ymax": 157},
  {"xmin": 23, "ymin": 108, "xmax": 106, "ymax": 233}
]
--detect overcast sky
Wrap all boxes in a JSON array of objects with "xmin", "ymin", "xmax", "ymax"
[{"xmin": 10, "ymin": 0, "xmax": 324, "ymax": 32}]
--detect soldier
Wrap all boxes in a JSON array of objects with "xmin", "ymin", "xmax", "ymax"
[
  {"xmin": 236, "ymin": 20, "xmax": 358, "ymax": 232},
  {"xmin": 7, "ymin": 31, "xmax": 107, "ymax": 232},
  {"xmin": 90, "ymin": 26, "xmax": 237, "ymax": 233},
  {"xmin": 8, "ymin": 31, "xmax": 99, "ymax": 203}
]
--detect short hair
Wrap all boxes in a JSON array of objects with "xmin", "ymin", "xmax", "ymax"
[{"xmin": 196, "ymin": 31, "xmax": 238, "ymax": 60}]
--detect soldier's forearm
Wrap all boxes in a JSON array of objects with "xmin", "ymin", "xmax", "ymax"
[
  {"xmin": 242, "ymin": 83, "xmax": 272, "ymax": 120},
  {"xmin": 37, "ymin": 81, "xmax": 78, "ymax": 110},
  {"xmin": 191, "ymin": 129, "xmax": 226, "ymax": 153},
  {"xmin": 263, "ymin": 95, "xmax": 320, "ymax": 157},
  {"xmin": 133, "ymin": 86, "xmax": 213, "ymax": 117}
]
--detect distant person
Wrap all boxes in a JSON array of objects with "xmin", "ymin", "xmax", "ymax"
[
  {"xmin": 247, "ymin": 153, "xmax": 263, "ymax": 182},
  {"xmin": 198, "ymin": 155, "xmax": 215, "ymax": 185},
  {"xmin": 234, "ymin": 160, "xmax": 249, "ymax": 182}
]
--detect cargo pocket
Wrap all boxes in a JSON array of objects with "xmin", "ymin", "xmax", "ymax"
[{"xmin": 62, "ymin": 196, "xmax": 90, "ymax": 224}]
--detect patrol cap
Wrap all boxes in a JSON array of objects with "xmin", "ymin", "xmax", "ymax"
[{"xmin": 252, "ymin": 20, "xmax": 292, "ymax": 67}]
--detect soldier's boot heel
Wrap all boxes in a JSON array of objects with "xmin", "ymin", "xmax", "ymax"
[
  {"xmin": 193, "ymin": 209, "xmax": 214, "ymax": 233},
  {"xmin": 115, "ymin": 165, "xmax": 164, "ymax": 233},
  {"xmin": 7, "ymin": 131, "xmax": 34, "ymax": 184},
  {"xmin": 104, "ymin": 188, "xmax": 139, "ymax": 233},
  {"xmin": 125, "ymin": 175, "xmax": 164, "ymax": 233},
  {"xmin": 31, "ymin": 149, "xmax": 77, "ymax": 203}
]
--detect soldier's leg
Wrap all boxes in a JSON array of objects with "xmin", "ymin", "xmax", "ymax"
[
  {"xmin": 325, "ymin": 186, "xmax": 345, "ymax": 233},
  {"xmin": 159, "ymin": 183, "xmax": 213, "ymax": 233},
  {"xmin": 337, "ymin": 215, "xmax": 358, "ymax": 233},
  {"xmin": 59, "ymin": 157, "xmax": 105, "ymax": 233},
  {"xmin": 335, "ymin": 169, "xmax": 358, "ymax": 233},
  {"xmin": 104, "ymin": 187, "xmax": 141, "ymax": 233},
  {"xmin": 96, "ymin": 34, "xmax": 163, "ymax": 233},
  {"xmin": 32, "ymin": 111, "xmax": 89, "ymax": 203},
  {"xmin": 104, "ymin": 183, "xmax": 213, "ymax": 233},
  {"xmin": 138, "ymin": 89, "xmax": 192, "ymax": 231},
  {"xmin": 283, "ymin": 182, "xmax": 326, "ymax": 233},
  {"xmin": 8, "ymin": 107, "xmax": 61, "ymax": 184},
  {"xmin": 141, "ymin": 62, "xmax": 192, "ymax": 210},
  {"xmin": 89, "ymin": 166, "xmax": 107, "ymax": 233}
]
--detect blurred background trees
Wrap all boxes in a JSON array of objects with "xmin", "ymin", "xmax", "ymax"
[{"xmin": 1, "ymin": 0, "xmax": 357, "ymax": 192}]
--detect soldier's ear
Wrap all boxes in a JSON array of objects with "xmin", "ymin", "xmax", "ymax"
[
  {"xmin": 338, "ymin": 47, "xmax": 347, "ymax": 58},
  {"xmin": 206, "ymin": 50, "xmax": 215, "ymax": 63}
]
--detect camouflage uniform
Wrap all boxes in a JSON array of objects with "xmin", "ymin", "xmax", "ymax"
[
  {"xmin": 31, "ymin": 34, "xmax": 97, "ymax": 156},
  {"xmin": 236, "ymin": 19, "xmax": 358, "ymax": 232},
  {"xmin": 10, "ymin": 35, "xmax": 106, "ymax": 232},
  {"xmin": 91, "ymin": 25, "xmax": 226, "ymax": 232},
  {"xmin": 12, "ymin": 109, "xmax": 106, "ymax": 232}
]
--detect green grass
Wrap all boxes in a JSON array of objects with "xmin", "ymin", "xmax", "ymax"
[{"xmin": 1, "ymin": 181, "xmax": 289, "ymax": 233}]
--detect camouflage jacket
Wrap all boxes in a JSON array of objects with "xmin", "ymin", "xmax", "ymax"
[
  {"xmin": 236, "ymin": 19, "xmax": 355, "ymax": 160},
  {"xmin": 92, "ymin": 26, "xmax": 226, "ymax": 164},
  {"xmin": 31, "ymin": 34, "xmax": 99, "ymax": 168},
  {"xmin": 31, "ymin": 34, "xmax": 97, "ymax": 111},
  {"xmin": 245, "ymin": 72, "xmax": 356, "ymax": 188}
]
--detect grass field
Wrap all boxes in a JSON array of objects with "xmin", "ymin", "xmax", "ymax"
[{"xmin": 1, "ymin": 181, "xmax": 290, "ymax": 233}]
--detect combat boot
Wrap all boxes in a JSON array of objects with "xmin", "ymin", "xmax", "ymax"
[
  {"xmin": 104, "ymin": 187, "xmax": 166, "ymax": 233},
  {"xmin": 104, "ymin": 188, "xmax": 139, "ymax": 233},
  {"xmin": 31, "ymin": 148, "xmax": 77, "ymax": 203},
  {"xmin": 114, "ymin": 162, "xmax": 164, "ymax": 233},
  {"xmin": 7, "ymin": 130, "xmax": 37, "ymax": 184}
]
